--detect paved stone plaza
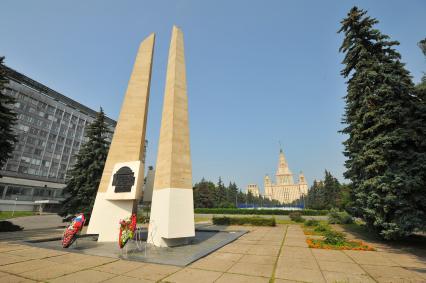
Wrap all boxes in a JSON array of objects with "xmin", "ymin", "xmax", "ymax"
[{"xmin": 0, "ymin": 224, "xmax": 425, "ymax": 282}]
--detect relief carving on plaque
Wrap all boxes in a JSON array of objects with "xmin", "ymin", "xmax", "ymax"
[{"xmin": 112, "ymin": 166, "xmax": 135, "ymax": 193}]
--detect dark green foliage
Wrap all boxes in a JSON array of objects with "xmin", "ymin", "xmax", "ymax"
[
  {"xmin": 193, "ymin": 178, "xmax": 281, "ymax": 208},
  {"xmin": 324, "ymin": 230, "xmax": 347, "ymax": 245},
  {"xmin": 0, "ymin": 221, "xmax": 23, "ymax": 232},
  {"xmin": 59, "ymin": 108, "xmax": 111, "ymax": 217},
  {"xmin": 212, "ymin": 216, "xmax": 276, "ymax": 226},
  {"xmin": 418, "ymin": 38, "xmax": 426, "ymax": 57},
  {"xmin": 289, "ymin": 211, "xmax": 305, "ymax": 222},
  {"xmin": 193, "ymin": 179, "xmax": 216, "ymax": 208},
  {"xmin": 339, "ymin": 7, "xmax": 426, "ymax": 239},
  {"xmin": 194, "ymin": 208, "xmax": 328, "ymax": 216},
  {"xmin": 0, "ymin": 57, "xmax": 17, "ymax": 173},
  {"xmin": 137, "ymin": 215, "xmax": 150, "ymax": 224},
  {"xmin": 304, "ymin": 219, "xmax": 320, "ymax": 227},
  {"xmin": 314, "ymin": 223, "xmax": 331, "ymax": 233},
  {"xmin": 328, "ymin": 208, "xmax": 354, "ymax": 224},
  {"xmin": 306, "ymin": 170, "xmax": 348, "ymax": 210}
]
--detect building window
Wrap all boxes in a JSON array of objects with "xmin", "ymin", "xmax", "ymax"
[{"xmin": 4, "ymin": 186, "xmax": 33, "ymax": 201}]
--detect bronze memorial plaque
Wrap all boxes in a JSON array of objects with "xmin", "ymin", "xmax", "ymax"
[{"xmin": 112, "ymin": 166, "xmax": 135, "ymax": 193}]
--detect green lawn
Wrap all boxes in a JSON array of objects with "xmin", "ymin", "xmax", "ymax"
[{"xmin": 0, "ymin": 211, "xmax": 35, "ymax": 220}]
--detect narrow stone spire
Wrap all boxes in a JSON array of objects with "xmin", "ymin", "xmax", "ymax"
[
  {"xmin": 148, "ymin": 26, "xmax": 195, "ymax": 247},
  {"xmin": 88, "ymin": 33, "xmax": 155, "ymax": 240},
  {"xmin": 153, "ymin": 25, "xmax": 192, "ymax": 191}
]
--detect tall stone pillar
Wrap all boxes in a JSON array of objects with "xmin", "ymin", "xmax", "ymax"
[
  {"xmin": 87, "ymin": 34, "xmax": 155, "ymax": 242},
  {"xmin": 147, "ymin": 26, "xmax": 195, "ymax": 247}
]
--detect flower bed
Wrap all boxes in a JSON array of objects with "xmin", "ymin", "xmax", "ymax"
[
  {"xmin": 306, "ymin": 238, "xmax": 375, "ymax": 251},
  {"xmin": 302, "ymin": 218, "xmax": 375, "ymax": 251}
]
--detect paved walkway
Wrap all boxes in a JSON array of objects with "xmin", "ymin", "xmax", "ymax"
[
  {"xmin": 6, "ymin": 214, "xmax": 65, "ymax": 231},
  {"xmin": 0, "ymin": 225, "xmax": 425, "ymax": 282}
]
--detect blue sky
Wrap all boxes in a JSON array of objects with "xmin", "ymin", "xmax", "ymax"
[{"xmin": 1, "ymin": 0, "xmax": 425, "ymax": 192}]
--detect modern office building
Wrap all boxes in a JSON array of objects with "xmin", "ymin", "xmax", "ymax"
[{"xmin": 0, "ymin": 65, "xmax": 116, "ymax": 212}]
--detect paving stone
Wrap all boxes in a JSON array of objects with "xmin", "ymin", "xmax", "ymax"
[
  {"xmin": 0, "ymin": 254, "xmax": 31, "ymax": 266},
  {"xmin": 381, "ymin": 252, "xmax": 426, "ymax": 268},
  {"xmin": 48, "ymin": 269, "xmax": 116, "ymax": 283},
  {"xmin": 103, "ymin": 275, "xmax": 154, "ymax": 283},
  {"xmin": 19, "ymin": 264, "xmax": 87, "ymax": 281},
  {"xmin": 274, "ymin": 279, "xmax": 300, "ymax": 283},
  {"xmin": 218, "ymin": 243, "xmax": 254, "ymax": 254},
  {"xmin": 317, "ymin": 260, "xmax": 367, "ymax": 275},
  {"xmin": 322, "ymin": 271, "xmax": 376, "ymax": 283},
  {"xmin": 5, "ymin": 247, "xmax": 66, "ymax": 259},
  {"xmin": 343, "ymin": 250, "xmax": 397, "ymax": 266},
  {"xmin": 228, "ymin": 262, "xmax": 274, "ymax": 277},
  {"xmin": 411, "ymin": 267, "xmax": 426, "ymax": 280},
  {"xmin": 362, "ymin": 264, "xmax": 424, "ymax": 282},
  {"xmin": 239, "ymin": 254, "xmax": 277, "ymax": 265},
  {"xmin": 190, "ymin": 256, "xmax": 236, "ymax": 272},
  {"xmin": 312, "ymin": 249, "xmax": 355, "ymax": 263},
  {"xmin": 247, "ymin": 245, "xmax": 280, "ymax": 256},
  {"xmin": 215, "ymin": 272, "xmax": 270, "ymax": 283},
  {"xmin": 162, "ymin": 267, "xmax": 222, "ymax": 283},
  {"xmin": 0, "ymin": 274, "xmax": 36, "ymax": 283},
  {"xmin": 92, "ymin": 260, "xmax": 145, "ymax": 275},
  {"xmin": 67, "ymin": 255, "xmax": 118, "ymax": 268},
  {"xmin": 125, "ymin": 263, "xmax": 180, "ymax": 281},
  {"xmin": 277, "ymin": 257, "xmax": 318, "ymax": 270},
  {"xmin": 280, "ymin": 247, "xmax": 312, "ymax": 259},
  {"xmin": 45, "ymin": 253, "xmax": 89, "ymax": 264},
  {"xmin": 275, "ymin": 266, "xmax": 325, "ymax": 283},
  {"xmin": 283, "ymin": 240, "xmax": 308, "ymax": 248},
  {"xmin": 0, "ymin": 259, "xmax": 60, "ymax": 274},
  {"xmin": 0, "ymin": 244, "xmax": 29, "ymax": 253},
  {"xmin": 203, "ymin": 252, "xmax": 243, "ymax": 262}
]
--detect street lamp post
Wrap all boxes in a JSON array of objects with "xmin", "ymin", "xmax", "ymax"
[{"xmin": 12, "ymin": 197, "xmax": 18, "ymax": 217}]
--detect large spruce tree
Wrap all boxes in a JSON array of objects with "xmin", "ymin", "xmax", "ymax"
[
  {"xmin": 59, "ymin": 108, "xmax": 111, "ymax": 217},
  {"xmin": 0, "ymin": 57, "xmax": 17, "ymax": 175},
  {"xmin": 339, "ymin": 7, "xmax": 426, "ymax": 239}
]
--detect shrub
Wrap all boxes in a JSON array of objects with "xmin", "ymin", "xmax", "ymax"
[
  {"xmin": 304, "ymin": 219, "xmax": 320, "ymax": 227},
  {"xmin": 289, "ymin": 211, "xmax": 305, "ymax": 222},
  {"xmin": 212, "ymin": 216, "xmax": 276, "ymax": 226},
  {"xmin": 195, "ymin": 208, "xmax": 328, "ymax": 216},
  {"xmin": 324, "ymin": 230, "xmax": 347, "ymax": 245},
  {"xmin": 314, "ymin": 223, "xmax": 330, "ymax": 233},
  {"xmin": 328, "ymin": 209, "xmax": 354, "ymax": 224}
]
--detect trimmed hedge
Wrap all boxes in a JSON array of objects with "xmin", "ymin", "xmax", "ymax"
[
  {"xmin": 212, "ymin": 216, "xmax": 276, "ymax": 226},
  {"xmin": 195, "ymin": 208, "xmax": 328, "ymax": 216}
]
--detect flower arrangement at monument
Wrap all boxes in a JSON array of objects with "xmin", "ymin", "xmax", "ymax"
[
  {"xmin": 118, "ymin": 214, "xmax": 137, "ymax": 249},
  {"xmin": 62, "ymin": 213, "xmax": 85, "ymax": 248}
]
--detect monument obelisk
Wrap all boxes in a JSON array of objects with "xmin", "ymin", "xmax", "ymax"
[
  {"xmin": 87, "ymin": 34, "xmax": 155, "ymax": 242},
  {"xmin": 148, "ymin": 26, "xmax": 195, "ymax": 247}
]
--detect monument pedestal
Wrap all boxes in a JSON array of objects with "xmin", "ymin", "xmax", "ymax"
[
  {"xmin": 88, "ymin": 161, "xmax": 143, "ymax": 242},
  {"xmin": 148, "ymin": 188, "xmax": 195, "ymax": 247}
]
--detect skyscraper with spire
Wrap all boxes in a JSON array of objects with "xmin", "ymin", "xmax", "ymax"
[{"xmin": 263, "ymin": 149, "xmax": 308, "ymax": 204}]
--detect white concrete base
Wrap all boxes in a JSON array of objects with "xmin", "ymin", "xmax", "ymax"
[
  {"xmin": 87, "ymin": 192, "xmax": 135, "ymax": 242},
  {"xmin": 147, "ymin": 188, "xmax": 195, "ymax": 247}
]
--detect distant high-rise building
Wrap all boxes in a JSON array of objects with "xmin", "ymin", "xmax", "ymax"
[
  {"xmin": 263, "ymin": 149, "xmax": 308, "ymax": 204},
  {"xmin": 0, "ymin": 65, "xmax": 116, "ymax": 211},
  {"xmin": 247, "ymin": 184, "xmax": 260, "ymax": 197}
]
